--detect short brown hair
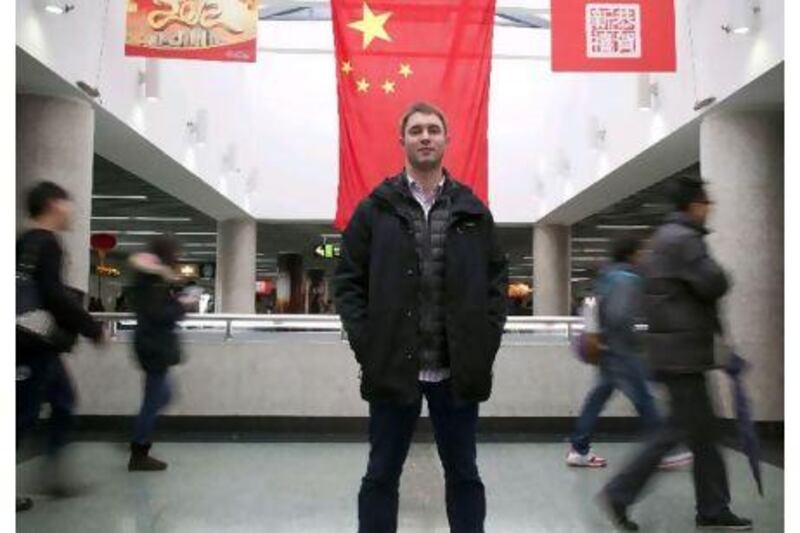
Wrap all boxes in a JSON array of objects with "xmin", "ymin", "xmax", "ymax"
[{"xmin": 399, "ymin": 102, "xmax": 448, "ymax": 136}]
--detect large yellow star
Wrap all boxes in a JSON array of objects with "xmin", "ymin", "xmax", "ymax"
[
  {"xmin": 381, "ymin": 80, "xmax": 396, "ymax": 94},
  {"xmin": 398, "ymin": 63, "xmax": 413, "ymax": 78},
  {"xmin": 356, "ymin": 77, "xmax": 370, "ymax": 93},
  {"xmin": 348, "ymin": 2, "xmax": 393, "ymax": 50},
  {"xmin": 341, "ymin": 61, "xmax": 354, "ymax": 75}
]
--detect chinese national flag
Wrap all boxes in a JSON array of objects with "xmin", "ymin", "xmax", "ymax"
[
  {"xmin": 551, "ymin": 0, "xmax": 676, "ymax": 72},
  {"xmin": 331, "ymin": 0, "xmax": 497, "ymax": 230}
]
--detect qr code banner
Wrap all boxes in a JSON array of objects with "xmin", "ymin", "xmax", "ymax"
[{"xmin": 586, "ymin": 3, "xmax": 642, "ymax": 58}]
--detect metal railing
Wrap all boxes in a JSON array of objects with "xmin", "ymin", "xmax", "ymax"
[{"xmin": 92, "ymin": 313, "xmax": 585, "ymax": 344}]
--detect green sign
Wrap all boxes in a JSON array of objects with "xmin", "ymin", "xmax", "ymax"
[{"xmin": 314, "ymin": 243, "xmax": 341, "ymax": 259}]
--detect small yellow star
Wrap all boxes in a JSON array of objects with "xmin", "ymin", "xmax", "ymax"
[
  {"xmin": 399, "ymin": 63, "xmax": 413, "ymax": 78},
  {"xmin": 341, "ymin": 61, "xmax": 354, "ymax": 75},
  {"xmin": 127, "ymin": 1, "xmax": 138, "ymax": 13},
  {"xmin": 356, "ymin": 77, "xmax": 370, "ymax": 93},
  {"xmin": 348, "ymin": 2, "xmax": 393, "ymax": 50},
  {"xmin": 381, "ymin": 80, "xmax": 396, "ymax": 94}
]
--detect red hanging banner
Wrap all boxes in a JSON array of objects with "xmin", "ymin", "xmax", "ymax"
[
  {"xmin": 331, "ymin": 0, "xmax": 497, "ymax": 230},
  {"xmin": 125, "ymin": 0, "xmax": 258, "ymax": 63},
  {"xmin": 551, "ymin": 0, "xmax": 676, "ymax": 72}
]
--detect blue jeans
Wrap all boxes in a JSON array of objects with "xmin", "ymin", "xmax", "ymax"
[
  {"xmin": 570, "ymin": 352, "xmax": 660, "ymax": 455},
  {"xmin": 358, "ymin": 379, "xmax": 485, "ymax": 533},
  {"xmin": 132, "ymin": 371, "xmax": 172, "ymax": 445},
  {"xmin": 16, "ymin": 354, "xmax": 75, "ymax": 457}
]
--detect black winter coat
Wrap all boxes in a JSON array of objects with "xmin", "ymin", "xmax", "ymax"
[
  {"xmin": 334, "ymin": 173, "xmax": 509, "ymax": 404},
  {"xmin": 644, "ymin": 212, "xmax": 729, "ymax": 374},
  {"xmin": 16, "ymin": 229, "xmax": 103, "ymax": 356},
  {"xmin": 129, "ymin": 255, "xmax": 186, "ymax": 373}
]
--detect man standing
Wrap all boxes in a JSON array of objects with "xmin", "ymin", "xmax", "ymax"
[
  {"xmin": 599, "ymin": 176, "xmax": 752, "ymax": 531},
  {"xmin": 335, "ymin": 102, "xmax": 508, "ymax": 533}
]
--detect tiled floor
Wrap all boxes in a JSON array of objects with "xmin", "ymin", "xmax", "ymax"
[{"xmin": 17, "ymin": 441, "xmax": 782, "ymax": 532}]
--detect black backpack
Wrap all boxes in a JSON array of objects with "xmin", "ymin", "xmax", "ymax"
[{"xmin": 16, "ymin": 236, "xmax": 77, "ymax": 354}]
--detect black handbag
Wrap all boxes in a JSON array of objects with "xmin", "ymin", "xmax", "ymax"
[{"xmin": 16, "ymin": 241, "xmax": 77, "ymax": 353}]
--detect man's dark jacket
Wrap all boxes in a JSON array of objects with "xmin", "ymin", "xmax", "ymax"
[
  {"xmin": 644, "ymin": 212, "xmax": 729, "ymax": 374},
  {"xmin": 334, "ymin": 173, "xmax": 509, "ymax": 405}
]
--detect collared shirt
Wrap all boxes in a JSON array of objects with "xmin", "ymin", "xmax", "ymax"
[
  {"xmin": 405, "ymin": 172, "xmax": 451, "ymax": 383},
  {"xmin": 406, "ymin": 173, "xmax": 446, "ymax": 222}
]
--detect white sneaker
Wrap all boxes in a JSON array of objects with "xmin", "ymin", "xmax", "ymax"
[
  {"xmin": 566, "ymin": 448, "xmax": 608, "ymax": 467},
  {"xmin": 658, "ymin": 451, "xmax": 694, "ymax": 469}
]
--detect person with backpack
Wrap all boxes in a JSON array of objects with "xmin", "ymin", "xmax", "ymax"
[
  {"xmin": 16, "ymin": 181, "xmax": 107, "ymax": 511},
  {"xmin": 566, "ymin": 235, "xmax": 692, "ymax": 470}
]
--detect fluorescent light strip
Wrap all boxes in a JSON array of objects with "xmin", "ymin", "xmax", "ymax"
[
  {"xmin": 91, "ymin": 216, "xmax": 192, "ymax": 222},
  {"xmin": 572, "ymin": 256, "xmax": 610, "ymax": 262},
  {"xmin": 92, "ymin": 195, "xmax": 148, "ymax": 200},
  {"xmin": 135, "ymin": 216, "xmax": 192, "ymax": 222},
  {"xmin": 175, "ymin": 232, "xmax": 217, "ymax": 236},
  {"xmin": 578, "ymin": 248, "xmax": 608, "ymax": 253},
  {"xmin": 595, "ymin": 225, "xmax": 651, "ymax": 230},
  {"xmin": 184, "ymin": 243, "xmax": 217, "ymax": 248},
  {"xmin": 188, "ymin": 251, "xmax": 216, "ymax": 255},
  {"xmin": 117, "ymin": 242, "xmax": 146, "ymax": 246},
  {"xmin": 572, "ymin": 237, "xmax": 611, "ymax": 242}
]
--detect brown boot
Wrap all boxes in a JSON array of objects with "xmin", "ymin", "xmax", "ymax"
[{"xmin": 128, "ymin": 442, "xmax": 167, "ymax": 472}]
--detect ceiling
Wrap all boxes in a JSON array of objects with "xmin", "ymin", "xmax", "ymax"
[
  {"xmin": 257, "ymin": 2, "xmax": 551, "ymax": 28},
  {"xmin": 92, "ymin": 154, "xmax": 535, "ymax": 279},
  {"xmin": 540, "ymin": 61, "xmax": 784, "ymax": 226}
]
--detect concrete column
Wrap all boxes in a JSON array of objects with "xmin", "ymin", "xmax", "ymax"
[
  {"xmin": 533, "ymin": 224, "xmax": 571, "ymax": 315},
  {"xmin": 17, "ymin": 94, "xmax": 95, "ymax": 292},
  {"xmin": 701, "ymin": 111, "xmax": 783, "ymax": 421},
  {"xmin": 215, "ymin": 218, "xmax": 256, "ymax": 313}
]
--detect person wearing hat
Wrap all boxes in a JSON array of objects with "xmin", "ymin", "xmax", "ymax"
[{"xmin": 597, "ymin": 176, "xmax": 752, "ymax": 531}]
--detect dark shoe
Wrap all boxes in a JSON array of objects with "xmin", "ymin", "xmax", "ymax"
[
  {"xmin": 44, "ymin": 483, "xmax": 86, "ymax": 499},
  {"xmin": 40, "ymin": 455, "xmax": 87, "ymax": 498},
  {"xmin": 128, "ymin": 442, "xmax": 168, "ymax": 472},
  {"xmin": 696, "ymin": 509, "xmax": 753, "ymax": 530},
  {"xmin": 16, "ymin": 497, "xmax": 33, "ymax": 512},
  {"xmin": 596, "ymin": 490, "xmax": 639, "ymax": 531}
]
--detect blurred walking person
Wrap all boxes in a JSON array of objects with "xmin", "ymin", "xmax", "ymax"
[
  {"xmin": 567, "ymin": 235, "xmax": 692, "ymax": 470},
  {"xmin": 598, "ymin": 176, "xmax": 752, "ymax": 531},
  {"xmin": 16, "ymin": 182, "xmax": 107, "ymax": 510},
  {"xmin": 127, "ymin": 236, "xmax": 196, "ymax": 471}
]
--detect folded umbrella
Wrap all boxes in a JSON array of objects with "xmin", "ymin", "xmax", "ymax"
[{"xmin": 724, "ymin": 353, "xmax": 763, "ymax": 497}]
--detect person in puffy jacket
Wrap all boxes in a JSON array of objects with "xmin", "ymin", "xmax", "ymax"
[
  {"xmin": 127, "ymin": 235, "xmax": 194, "ymax": 471},
  {"xmin": 599, "ymin": 176, "xmax": 752, "ymax": 531}
]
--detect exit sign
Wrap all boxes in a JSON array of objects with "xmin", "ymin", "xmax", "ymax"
[{"xmin": 314, "ymin": 243, "xmax": 341, "ymax": 259}]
